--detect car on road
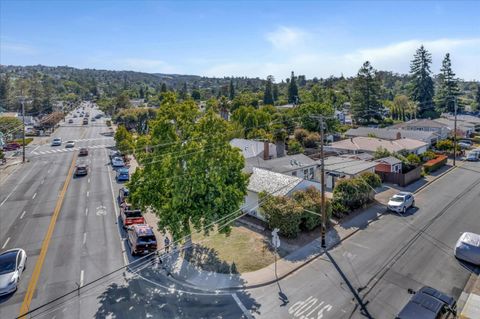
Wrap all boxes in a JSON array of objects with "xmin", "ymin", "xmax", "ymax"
[
  {"xmin": 116, "ymin": 167, "xmax": 130, "ymax": 181},
  {"xmin": 68, "ymin": 119, "xmax": 74, "ymax": 124},
  {"xmin": 65, "ymin": 140, "xmax": 75, "ymax": 148},
  {"xmin": 127, "ymin": 224, "xmax": 157, "ymax": 256},
  {"xmin": 82, "ymin": 119, "xmax": 88, "ymax": 125},
  {"xmin": 111, "ymin": 156, "xmax": 125, "ymax": 167},
  {"xmin": 73, "ymin": 114, "xmax": 78, "ymax": 118},
  {"xmin": 454, "ymin": 232, "xmax": 480, "ymax": 265},
  {"xmin": 387, "ymin": 192, "xmax": 415, "ymax": 214},
  {"xmin": 0, "ymin": 249, "xmax": 27, "ymax": 296},
  {"xmin": 79, "ymin": 148, "xmax": 89, "ymax": 156},
  {"xmin": 120, "ymin": 202, "xmax": 145, "ymax": 228},
  {"xmin": 51, "ymin": 138, "xmax": 62, "ymax": 146},
  {"xmin": 396, "ymin": 286, "xmax": 456, "ymax": 319},
  {"xmin": 466, "ymin": 151, "xmax": 479, "ymax": 161},
  {"xmin": 74, "ymin": 164, "xmax": 88, "ymax": 177},
  {"xmin": 3, "ymin": 142, "xmax": 21, "ymax": 151},
  {"xmin": 458, "ymin": 142, "xmax": 472, "ymax": 149},
  {"xmin": 118, "ymin": 187, "xmax": 129, "ymax": 203},
  {"xmin": 91, "ymin": 117, "xmax": 96, "ymax": 122}
]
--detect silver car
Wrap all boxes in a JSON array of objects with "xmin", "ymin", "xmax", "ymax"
[
  {"xmin": 387, "ymin": 192, "xmax": 415, "ymax": 214},
  {"xmin": 0, "ymin": 249, "xmax": 27, "ymax": 296},
  {"xmin": 455, "ymin": 232, "xmax": 480, "ymax": 265}
]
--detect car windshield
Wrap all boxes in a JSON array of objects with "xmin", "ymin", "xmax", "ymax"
[
  {"xmin": 125, "ymin": 210, "xmax": 142, "ymax": 218},
  {"xmin": 0, "ymin": 252, "xmax": 17, "ymax": 275},
  {"xmin": 390, "ymin": 196, "xmax": 404, "ymax": 202},
  {"xmin": 137, "ymin": 235, "xmax": 156, "ymax": 244}
]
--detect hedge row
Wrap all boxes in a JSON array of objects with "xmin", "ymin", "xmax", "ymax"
[{"xmin": 423, "ymin": 155, "xmax": 448, "ymax": 173}]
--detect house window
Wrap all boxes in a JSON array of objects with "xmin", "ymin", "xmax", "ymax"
[
  {"xmin": 309, "ymin": 167, "xmax": 314, "ymax": 180},
  {"xmin": 303, "ymin": 169, "xmax": 309, "ymax": 179}
]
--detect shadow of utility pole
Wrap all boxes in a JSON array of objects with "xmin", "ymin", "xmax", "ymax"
[{"xmin": 325, "ymin": 251, "xmax": 373, "ymax": 319}]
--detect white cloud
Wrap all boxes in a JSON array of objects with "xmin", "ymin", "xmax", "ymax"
[
  {"xmin": 265, "ymin": 26, "xmax": 309, "ymax": 50},
  {"xmin": 203, "ymin": 37, "xmax": 480, "ymax": 81}
]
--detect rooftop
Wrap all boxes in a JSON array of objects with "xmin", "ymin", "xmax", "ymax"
[
  {"xmin": 375, "ymin": 156, "xmax": 402, "ymax": 165},
  {"xmin": 230, "ymin": 138, "xmax": 276, "ymax": 159},
  {"xmin": 247, "ymin": 168, "xmax": 302, "ymax": 196},
  {"xmin": 328, "ymin": 136, "xmax": 428, "ymax": 153},
  {"xmin": 345, "ymin": 127, "xmax": 438, "ymax": 142},
  {"xmin": 319, "ymin": 156, "xmax": 378, "ymax": 175},
  {"xmin": 245, "ymin": 153, "xmax": 316, "ymax": 174},
  {"xmin": 390, "ymin": 119, "xmax": 449, "ymax": 129}
]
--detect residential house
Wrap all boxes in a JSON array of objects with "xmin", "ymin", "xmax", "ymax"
[
  {"xmin": 335, "ymin": 110, "xmax": 346, "ymax": 124},
  {"xmin": 245, "ymin": 153, "xmax": 317, "ymax": 180},
  {"xmin": 345, "ymin": 127, "xmax": 440, "ymax": 146},
  {"xmin": 390, "ymin": 119, "xmax": 451, "ymax": 139},
  {"xmin": 242, "ymin": 168, "xmax": 322, "ymax": 221},
  {"xmin": 326, "ymin": 136, "xmax": 428, "ymax": 156},
  {"xmin": 435, "ymin": 118, "xmax": 475, "ymax": 138},
  {"xmin": 318, "ymin": 156, "xmax": 378, "ymax": 189},
  {"xmin": 230, "ymin": 138, "xmax": 277, "ymax": 160},
  {"xmin": 375, "ymin": 156, "xmax": 403, "ymax": 174},
  {"xmin": 440, "ymin": 114, "xmax": 480, "ymax": 133}
]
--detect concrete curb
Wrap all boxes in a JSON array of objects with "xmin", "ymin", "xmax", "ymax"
[{"xmin": 167, "ymin": 164, "xmax": 460, "ymax": 291}]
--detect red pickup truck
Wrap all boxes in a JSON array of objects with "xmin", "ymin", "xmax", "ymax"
[{"xmin": 119, "ymin": 202, "xmax": 145, "ymax": 228}]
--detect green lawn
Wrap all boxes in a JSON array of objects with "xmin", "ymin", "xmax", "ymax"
[{"xmin": 189, "ymin": 225, "xmax": 282, "ymax": 274}]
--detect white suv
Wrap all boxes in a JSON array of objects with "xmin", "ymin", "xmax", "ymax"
[
  {"xmin": 51, "ymin": 138, "xmax": 62, "ymax": 146},
  {"xmin": 387, "ymin": 192, "xmax": 415, "ymax": 214}
]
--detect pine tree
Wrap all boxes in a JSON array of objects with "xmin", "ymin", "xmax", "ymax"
[
  {"xmin": 263, "ymin": 75, "xmax": 274, "ymax": 105},
  {"xmin": 435, "ymin": 53, "xmax": 460, "ymax": 113},
  {"xmin": 409, "ymin": 45, "xmax": 435, "ymax": 118},
  {"xmin": 288, "ymin": 71, "xmax": 298, "ymax": 104},
  {"xmin": 139, "ymin": 86, "xmax": 145, "ymax": 99},
  {"xmin": 351, "ymin": 61, "xmax": 383, "ymax": 124},
  {"xmin": 229, "ymin": 79, "xmax": 235, "ymax": 100},
  {"xmin": 179, "ymin": 82, "xmax": 188, "ymax": 100},
  {"xmin": 273, "ymin": 83, "xmax": 279, "ymax": 102},
  {"xmin": 161, "ymin": 83, "xmax": 167, "ymax": 93}
]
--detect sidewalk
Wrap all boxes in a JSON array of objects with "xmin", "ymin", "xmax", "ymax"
[{"xmin": 460, "ymin": 274, "xmax": 480, "ymax": 319}]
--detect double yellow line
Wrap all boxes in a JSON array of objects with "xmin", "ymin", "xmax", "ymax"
[{"xmin": 19, "ymin": 152, "xmax": 79, "ymax": 317}]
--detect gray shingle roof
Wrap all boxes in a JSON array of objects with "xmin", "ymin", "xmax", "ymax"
[
  {"xmin": 247, "ymin": 168, "xmax": 302, "ymax": 195},
  {"xmin": 375, "ymin": 156, "xmax": 402, "ymax": 165},
  {"xmin": 230, "ymin": 138, "xmax": 277, "ymax": 159},
  {"xmin": 318, "ymin": 156, "xmax": 378, "ymax": 176},
  {"xmin": 345, "ymin": 127, "xmax": 437, "ymax": 143},
  {"xmin": 245, "ymin": 154, "xmax": 316, "ymax": 174},
  {"xmin": 390, "ymin": 119, "xmax": 449, "ymax": 129}
]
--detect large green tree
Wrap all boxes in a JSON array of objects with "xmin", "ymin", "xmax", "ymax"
[
  {"xmin": 435, "ymin": 53, "xmax": 460, "ymax": 113},
  {"xmin": 229, "ymin": 79, "xmax": 235, "ymax": 100},
  {"xmin": 263, "ymin": 75, "xmax": 275, "ymax": 105},
  {"xmin": 351, "ymin": 61, "xmax": 383, "ymax": 124},
  {"xmin": 409, "ymin": 45, "xmax": 435, "ymax": 118},
  {"xmin": 128, "ymin": 98, "xmax": 248, "ymax": 240},
  {"xmin": 287, "ymin": 71, "xmax": 298, "ymax": 104}
]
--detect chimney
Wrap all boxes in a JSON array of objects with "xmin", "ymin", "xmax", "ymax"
[
  {"xmin": 276, "ymin": 140, "xmax": 285, "ymax": 158},
  {"xmin": 263, "ymin": 141, "xmax": 270, "ymax": 160},
  {"xmin": 396, "ymin": 132, "xmax": 401, "ymax": 140}
]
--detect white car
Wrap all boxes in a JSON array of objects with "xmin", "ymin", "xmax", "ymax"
[
  {"xmin": 65, "ymin": 141, "xmax": 75, "ymax": 148},
  {"xmin": 387, "ymin": 192, "xmax": 415, "ymax": 214},
  {"xmin": 111, "ymin": 156, "xmax": 125, "ymax": 167},
  {"xmin": 0, "ymin": 249, "xmax": 27, "ymax": 296},
  {"xmin": 51, "ymin": 138, "xmax": 62, "ymax": 146},
  {"xmin": 455, "ymin": 232, "xmax": 480, "ymax": 265}
]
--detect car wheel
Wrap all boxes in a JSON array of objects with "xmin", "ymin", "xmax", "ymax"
[
  {"xmin": 411, "ymin": 200, "xmax": 415, "ymax": 208},
  {"xmin": 402, "ymin": 206, "xmax": 406, "ymax": 214}
]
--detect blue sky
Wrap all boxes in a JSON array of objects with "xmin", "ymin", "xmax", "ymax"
[{"xmin": 1, "ymin": 1, "xmax": 479, "ymax": 80}]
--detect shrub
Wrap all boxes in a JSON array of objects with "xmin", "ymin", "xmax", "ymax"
[
  {"xmin": 294, "ymin": 128, "xmax": 309, "ymax": 145},
  {"xmin": 303, "ymin": 132, "xmax": 320, "ymax": 148},
  {"xmin": 436, "ymin": 139, "xmax": 453, "ymax": 151},
  {"xmin": 421, "ymin": 150, "xmax": 437, "ymax": 162},
  {"xmin": 287, "ymin": 139, "xmax": 304, "ymax": 155},
  {"xmin": 293, "ymin": 187, "xmax": 331, "ymax": 231},
  {"xmin": 373, "ymin": 146, "xmax": 391, "ymax": 159},
  {"xmin": 332, "ymin": 176, "xmax": 374, "ymax": 217},
  {"xmin": 106, "ymin": 119, "xmax": 112, "ymax": 127},
  {"xmin": 406, "ymin": 153, "xmax": 421, "ymax": 166},
  {"xmin": 423, "ymin": 155, "xmax": 448, "ymax": 173},
  {"xmin": 360, "ymin": 172, "xmax": 382, "ymax": 189},
  {"xmin": 13, "ymin": 138, "xmax": 33, "ymax": 146},
  {"xmin": 260, "ymin": 194, "xmax": 303, "ymax": 238}
]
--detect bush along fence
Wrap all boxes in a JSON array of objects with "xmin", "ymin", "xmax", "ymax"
[{"xmin": 423, "ymin": 155, "xmax": 448, "ymax": 174}]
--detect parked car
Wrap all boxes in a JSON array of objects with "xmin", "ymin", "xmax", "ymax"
[
  {"xmin": 109, "ymin": 150, "xmax": 122, "ymax": 161},
  {"xmin": 73, "ymin": 114, "xmax": 78, "ymax": 118},
  {"xmin": 0, "ymin": 249, "xmax": 27, "ymax": 296},
  {"xmin": 68, "ymin": 119, "xmax": 74, "ymax": 124},
  {"xmin": 387, "ymin": 192, "xmax": 415, "ymax": 214},
  {"xmin": 3, "ymin": 142, "xmax": 21, "ymax": 151},
  {"xmin": 396, "ymin": 286, "xmax": 456, "ymax": 319},
  {"xmin": 116, "ymin": 167, "xmax": 130, "ymax": 181},
  {"xmin": 78, "ymin": 148, "xmax": 89, "ymax": 156},
  {"xmin": 127, "ymin": 224, "xmax": 157, "ymax": 256},
  {"xmin": 65, "ymin": 140, "xmax": 75, "ymax": 148},
  {"xmin": 82, "ymin": 119, "xmax": 88, "ymax": 125},
  {"xmin": 74, "ymin": 164, "xmax": 88, "ymax": 177},
  {"xmin": 118, "ymin": 187, "xmax": 129, "ymax": 204},
  {"xmin": 111, "ymin": 156, "xmax": 125, "ymax": 167},
  {"xmin": 458, "ymin": 142, "xmax": 472, "ymax": 149},
  {"xmin": 466, "ymin": 151, "xmax": 479, "ymax": 161},
  {"xmin": 454, "ymin": 232, "xmax": 480, "ymax": 265},
  {"xmin": 91, "ymin": 118, "xmax": 96, "ymax": 122},
  {"xmin": 120, "ymin": 202, "xmax": 145, "ymax": 228}
]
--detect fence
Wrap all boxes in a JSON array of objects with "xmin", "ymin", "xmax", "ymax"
[{"xmin": 377, "ymin": 166, "xmax": 422, "ymax": 187}]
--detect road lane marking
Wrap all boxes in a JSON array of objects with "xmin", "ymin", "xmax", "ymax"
[
  {"xmin": 0, "ymin": 162, "xmax": 38, "ymax": 207},
  {"xmin": 31, "ymin": 145, "xmax": 40, "ymax": 153},
  {"xmin": 88, "ymin": 178, "xmax": 90, "ymax": 183},
  {"xmin": 104, "ymin": 148, "xmax": 128, "ymax": 266},
  {"xmin": 40, "ymin": 179, "xmax": 45, "ymax": 185},
  {"xmin": 32, "ymin": 192, "xmax": 37, "ymax": 200},
  {"xmin": 19, "ymin": 152, "xmax": 78, "ymax": 318},
  {"xmin": 83, "ymin": 233, "xmax": 87, "ymax": 245},
  {"xmin": 20, "ymin": 211, "xmax": 26, "ymax": 219},
  {"xmin": 86, "ymin": 191, "xmax": 89, "ymax": 197},
  {"xmin": 232, "ymin": 293, "xmax": 253, "ymax": 319},
  {"xmin": 80, "ymin": 270, "xmax": 84, "ymax": 287},
  {"xmin": 2, "ymin": 237, "xmax": 10, "ymax": 249},
  {"xmin": 85, "ymin": 208, "xmax": 89, "ymax": 216}
]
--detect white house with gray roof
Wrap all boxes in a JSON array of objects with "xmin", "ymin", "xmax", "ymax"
[
  {"xmin": 317, "ymin": 156, "xmax": 377, "ymax": 189},
  {"xmin": 390, "ymin": 119, "xmax": 451, "ymax": 139},
  {"xmin": 230, "ymin": 138, "xmax": 277, "ymax": 160},
  {"xmin": 242, "ymin": 168, "xmax": 323, "ymax": 221},
  {"xmin": 345, "ymin": 127, "xmax": 440, "ymax": 146},
  {"xmin": 244, "ymin": 153, "xmax": 317, "ymax": 180}
]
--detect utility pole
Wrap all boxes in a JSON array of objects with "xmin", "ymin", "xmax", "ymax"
[
  {"xmin": 310, "ymin": 115, "xmax": 327, "ymax": 249},
  {"xmin": 21, "ymin": 97, "xmax": 26, "ymax": 163},
  {"xmin": 453, "ymin": 96, "xmax": 457, "ymax": 166}
]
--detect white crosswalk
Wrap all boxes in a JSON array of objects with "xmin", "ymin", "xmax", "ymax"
[
  {"xmin": 71, "ymin": 137, "xmax": 113, "ymax": 142},
  {"xmin": 32, "ymin": 144, "xmax": 115, "ymax": 156}
]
